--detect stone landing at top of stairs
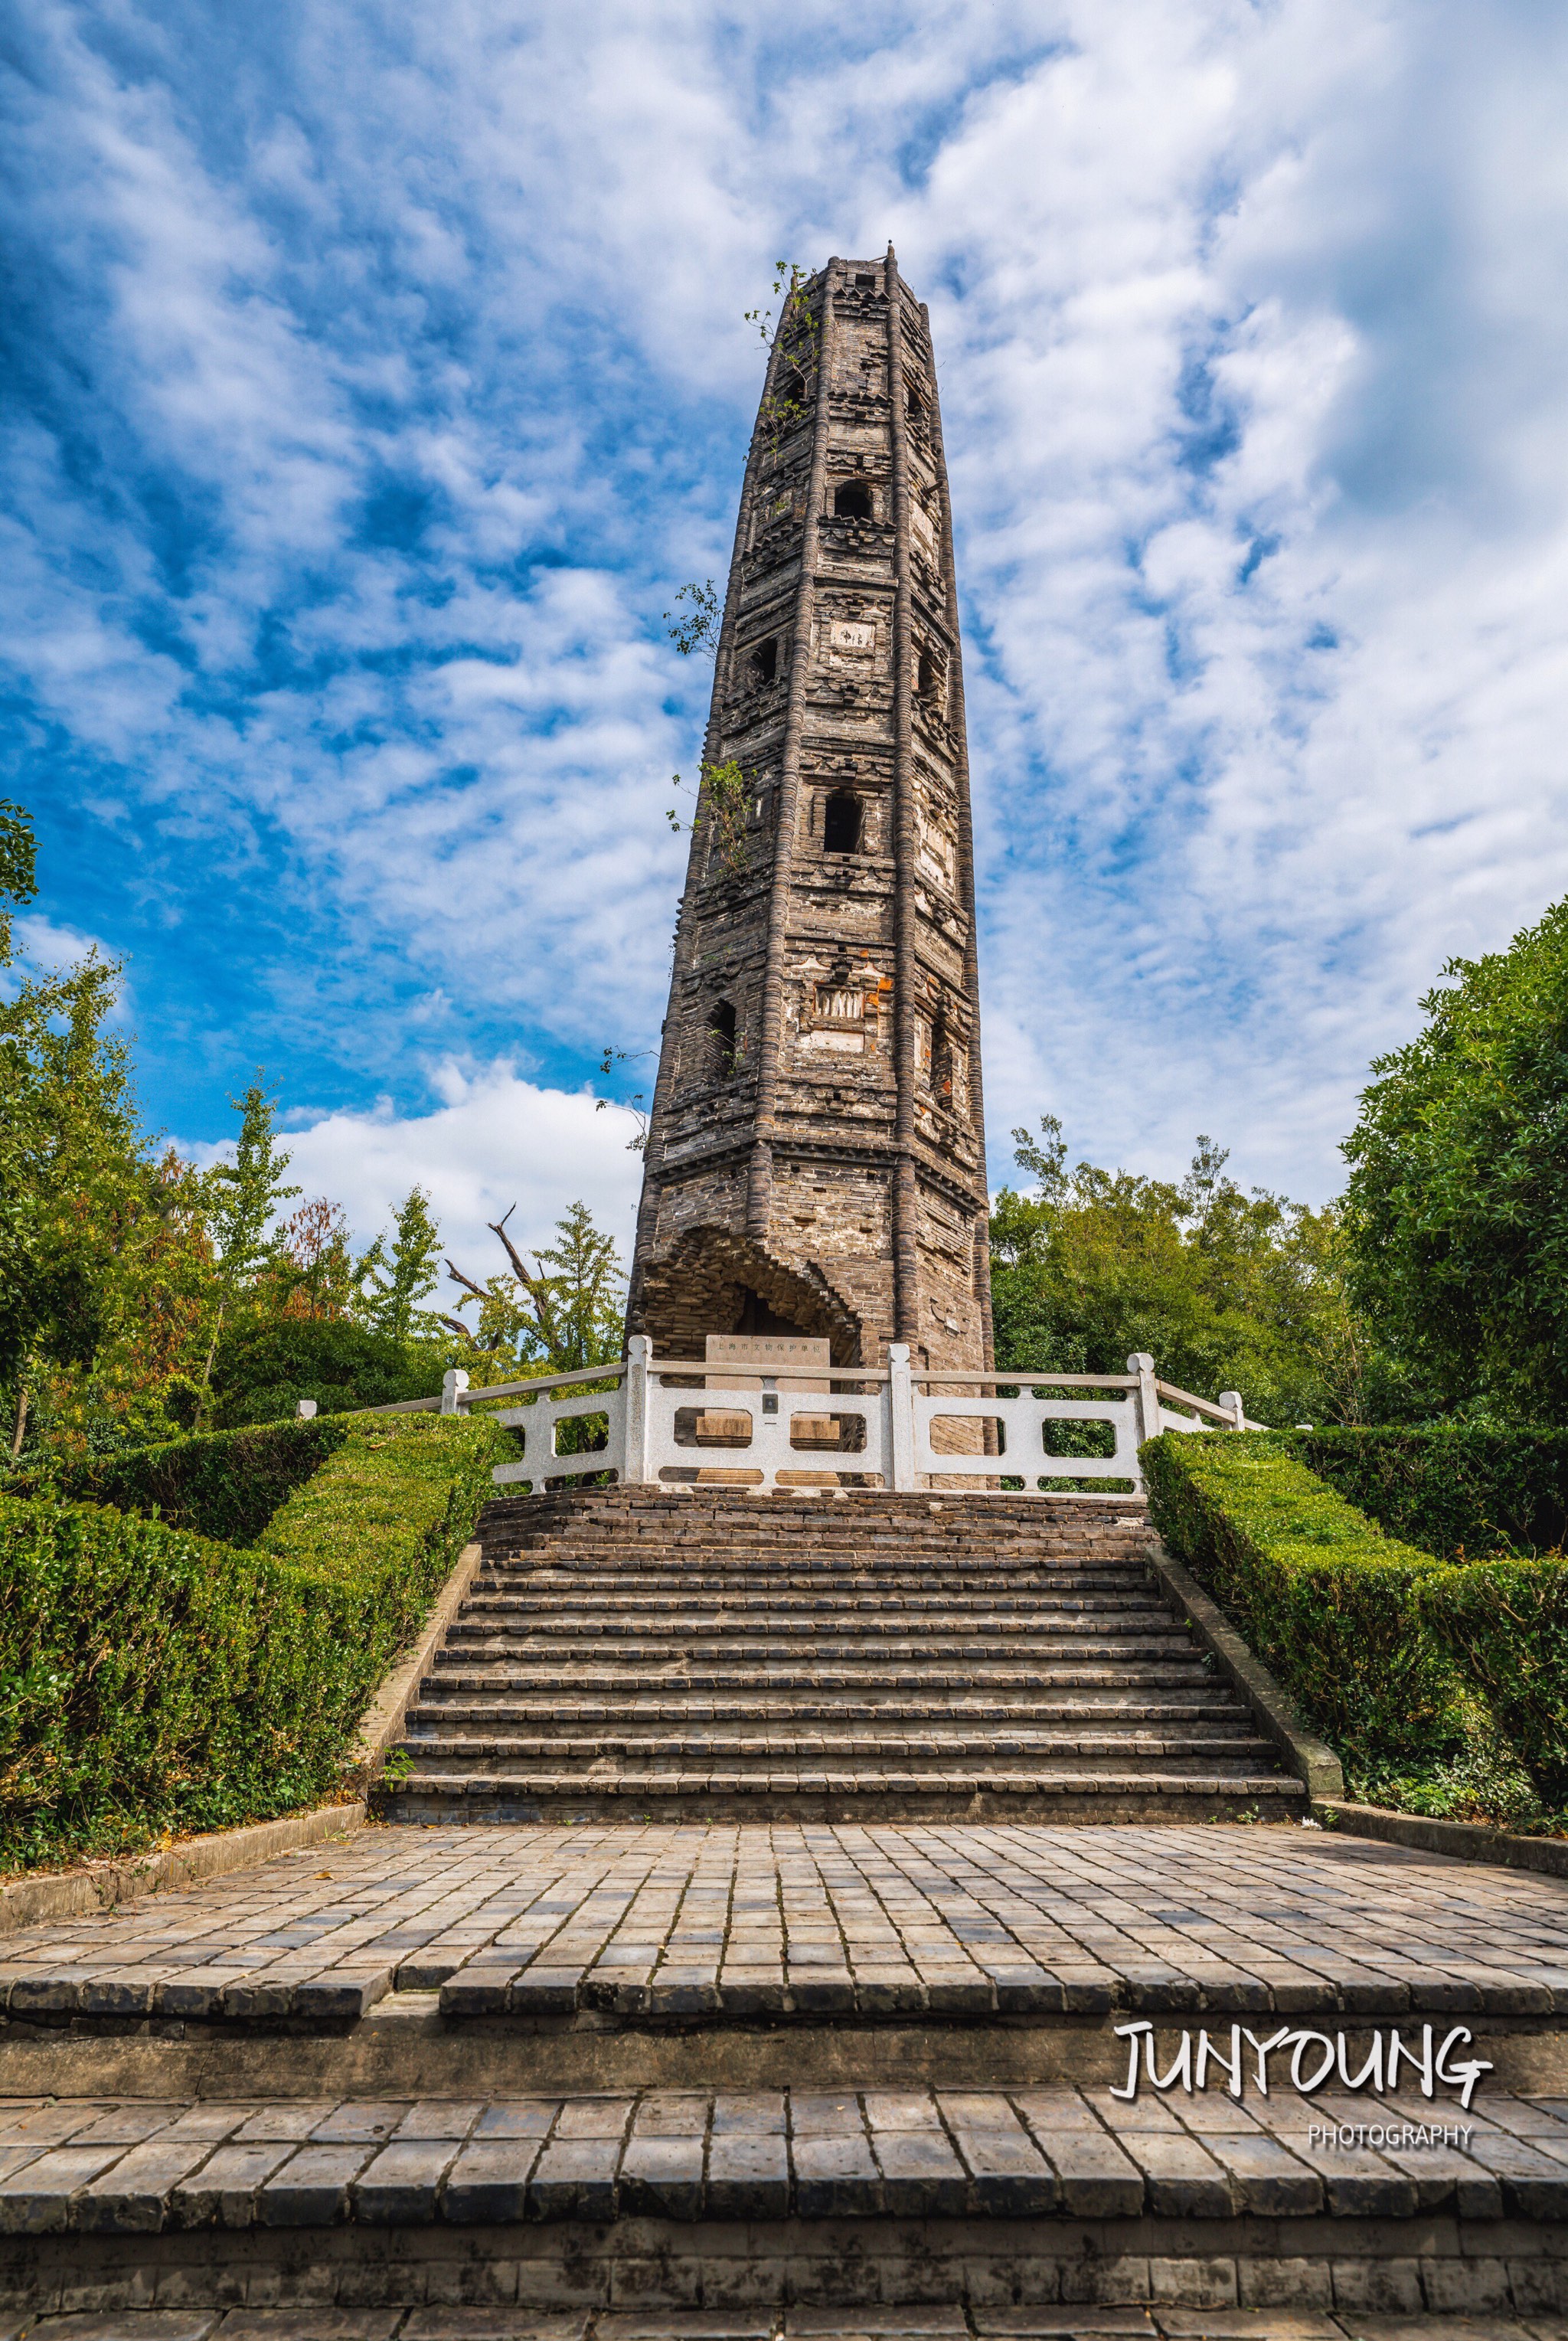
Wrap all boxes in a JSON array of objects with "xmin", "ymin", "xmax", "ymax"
[{"xmin": 375, "ymin": 1490, "xmax": 1302, "ymax": 1826}]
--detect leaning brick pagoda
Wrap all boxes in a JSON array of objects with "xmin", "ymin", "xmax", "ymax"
[{"xmin": 628, "ymin": 249, "xmax": 992, "ymax": 1372}]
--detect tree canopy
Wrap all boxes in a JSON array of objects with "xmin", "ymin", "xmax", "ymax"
[
  {"xmin": 0, "ymin": 803, "xmax": 630, "ymax": 1462},
  {"xmin": 1342, "ymin": 894, "xmax": 1568, "ymax": 1417},
  {"xmin": 991, "ymin": 1118, "xmax": 1359, "ymax": 1430}
]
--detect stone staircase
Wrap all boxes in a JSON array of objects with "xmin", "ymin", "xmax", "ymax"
[{"xmin": 374, "ymin": 1488, "xmax": 1305, "ymax": 1822}]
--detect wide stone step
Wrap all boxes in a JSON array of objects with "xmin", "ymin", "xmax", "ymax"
[
  {"xmin": 408, "ymin": 1692, "xmax": 1250, "ymax": 1723},
  {"xmin": 5, "ymin": 2075, "xmax": 1560, "ymax": 2333},
  {"xmin": 484, "ymin": 1582, "xmax": 1161, "ymax": 1600},
  {"xmin": 440, "ymin": 1632, "xmax": 1195, "ymax": 1661},
  {"xmin": 397, "ymin": 1732, "xmax": 1279, "ymax": 1768},
  {"xmin": 488, "ymin": 1540, "xmax": 1153, "ymax": 1563},
  {"xmin": 379, "ymin": 1766, "xmax": 1306, "ymax": 1801},
  {"xmin": 491, "ymin": 1564, "xmax": 1156, "ymax": 1582},
  {"xmin": 454, "ymin": 1610, "xmax": 1193, "ymax": 1648},
  {"xmin": 467, "ymin": 1587, "xmax": 1158, "ymax": 1613},
  {"xmin": 426, "ymin": 1662, "xmax": 1222, "ymax": 1690},
  {"xmin": 3, "ymin": 2081, "xmax": 1553, "ymax": 2228},
  {"xmin": 498, "ymin": 1528, "xmax": 1152, "ymax": 1541}
]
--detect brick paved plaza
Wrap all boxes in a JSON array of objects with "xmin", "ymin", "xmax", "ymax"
[
  {"xmin": 3, "ymin": 1825, "xmax": 1566, "ymax": 2028},
  {"xmin": 2, "ymin": 1820, "xmax": 1566, "ymax": 2330}
]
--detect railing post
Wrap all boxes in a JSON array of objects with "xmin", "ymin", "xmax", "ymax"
[
  {"xmin": 1218, "ymin": 1389, "xmax": 1245, "ymax": 1433},
  {"xmin": 622, "ymin": 1336, "xmax": 652, "ymax": 1483},
  {"xmin": 888, "ymin": 1343, "xmax": 916, "ymax": 1492},
  {"xmin": 440, "ymin": 1368, "xmax": 470, "ymax": 1417},
  {"xmin": 1129, "ymin": 1352, "xmax": 1161, "ymax": 1459}
]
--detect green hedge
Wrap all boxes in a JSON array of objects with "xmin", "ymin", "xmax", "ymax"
[
  {"xmin": 1278, "ymin": 1426, "xmax": 1568, "ymax": 1561},
  {"xmin": 1142, "ymin": 1433, "xmax": 1468, "ymax": 1770},
  {"xmin": 1418, "ymin": 1558, "xmax": 1568, "ymax": 1807},
  {"xmin": 23, "ymin": 1417, "xmax": 352, "ymax": 1545},
  {"xmin": 0, "ymin": 1414, "xmax": 505, "ymax": 1872}
]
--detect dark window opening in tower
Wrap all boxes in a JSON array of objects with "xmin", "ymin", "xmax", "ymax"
[
  {"xmin": 777, "ymin": 368, "xmax": 808, "ymax": 411},
  {"xmin": 750, "ymin": 637, "xmax": 778, "ymax": 686},
  {"xmin": 834, "ymin": 479, "xmax": 873, "ymax": 521},
  {"xmin": 708, "ymin": 999, "xmax": 738, "ymax": 1077},
  {"xmin": 823, "ymin": 790, "xmax": 862, "ymax": 855},
  {"xmin": 854, "ymin": 273, "xmax": 876, "ymax": 289},
  {"xmin": 906, "ymin": 381, "xmax": 925, "ymax": 423},
  {"xmin": 931, "ymin": 1010, "xmax": 954, "ymax": 1102},
  {"xmin": 916, "ymin": 646, "xmax": 941, "ymax": 701}
]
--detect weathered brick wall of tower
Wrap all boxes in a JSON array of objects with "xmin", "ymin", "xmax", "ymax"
[{"xmin": 628, "ymin": 250, "xmax": 993, "ymax": 1372}]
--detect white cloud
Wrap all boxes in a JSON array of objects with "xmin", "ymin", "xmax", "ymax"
[
  {"xmin": 9, "ymin": 0, "xmax": 1568, "ymax": 1215},
  {"xmin": 186, "ymin": 1062, "xmax": 646, "ymax": 1283}
]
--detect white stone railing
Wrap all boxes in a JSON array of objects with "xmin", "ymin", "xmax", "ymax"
[{"xmin": 347, "ymin": 1342, "xmax": 1265, "ymax": 1498}]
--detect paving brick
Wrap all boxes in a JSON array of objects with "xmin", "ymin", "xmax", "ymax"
[
  {"xmin": 972, "ymin": 2317, "xmax": 1153, "ymax": 2336},
  {"xmin": 618, "ymin": 2133, "xmax": 704, "ymax": 2220},
  {"xmin": 215, "ymin": 2317, "xmax": 404, "ymax": 2339},
  {"xmin": 705, "ymin": 2131, "xmax": 789, "ymax": 2219},
  {"xmin": 599, "ymin": 2314, "xmax": 770, "ymax": 2336},
  {"xmin": 868, "ymin": 2127, "xmax": 968, "ymax": 2215},
  {"xmin": 73, "ymin": 2142, "xmax": 219, "ymax": 2234},
  {"xmin": 254, "ymin": 2145, "xmax": 374, "ymax": 2226},
  {"xmin": 1155, "ymin": 2314, "xmax": 1342, "ymax": 2337},
  {"xmin": 1031, "ymin": 2129, "xmax": 1144, "ymax": 2218},
  {"xmin": 1329, "ymin": 2256, "xmax": 1424, "ymax": 2314},
  {"xmin": 1196, "ymin": 2130, "xmax": 1322, "ymax": 2215},
  {"xmin": 526, "ymin": 2137, "xmax": 622, "ymax": 2219},
  {"xmin": 400, "ymin": 2319, "xmax": 588, "ymax": 2339},
  {"xmin": 1467, "ymin": 2130, "xmax": 1568, "ymax": 2217},
  {"xmin": 440, "ymin": 2140, "xmax": 544, "ymax": 2222},
  {"xmin": 31, "ymin": 2318, "xmax": 222, "ymax": 2339},
  {"xmin": 351, "ymin": 2140, "xmax": 456, "ymax": 2222},
  {"xmin": 0, "ymin": 2146, "xmax": 123, "ymax": 2235},
  {"xmin": 791, "ymin": 2133, "xmax": 883, "ymax": 2217},
  {"xmin": 169, "ymin": 2142, "xmax": 296, "ymax": 2228}
]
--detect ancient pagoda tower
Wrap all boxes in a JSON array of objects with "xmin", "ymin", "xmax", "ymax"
[{"xmin": 627, "ymin": 249, "xmax": 992, "ymax": 1372}]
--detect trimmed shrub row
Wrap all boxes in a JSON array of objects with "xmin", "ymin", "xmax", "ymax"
[
  {"xmin": 1141, "ymin": 1434, "xmax": 1465, "ymax": 1768},
  {"xmin": 1277, "ymin": 1424, "xmax": 1568, "ymax": 1561},
  {"xmin": 0, "ymin": 1414, "xmax": 506, "ymax": 1873},
  {"xmin": 1421, "ymin": 1559, "xmax": 1568, "ymax": 1810},
  {"xmin": 29, "ymin": 1417, "xmax": 352, "ymax": 1546},
  {"xmin": 1143, "ymin": 1431, "xmax": 1568, "ymax": 1809}
]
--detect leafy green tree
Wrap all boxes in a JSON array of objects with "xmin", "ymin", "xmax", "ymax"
[
  {"xmin": 208, "ymin": 1081, "xmax": 300, "ymax": 1297},
  {"xmin": 357, "ymin": 1186, "xmax": 443, "ymax": 1339},
  {"xmin": 0, "ymin": 862, "xmax": 216, "ymax": 1458},
  {"xmin": 1342, "ymin": 895, "xmax": 1568, "ymax": 1417},
  {"xmin": 268, "ymin": 1198, "xmax": 356, "ymax": 1321},
  {"xmin": 991, "ymin": 1117, "xmax": 1358, "ymax": 1427},
  {"xmin": 206, "ymin": 1319, "xmax": 462, "ymax": 1428},
  {"xmin": 0, "ymin": 799, "xmax": 37, "ymax": 962},
  {"xmin": 445, "ymin": 1201, "xmax": 626, "ymax": 1371}
]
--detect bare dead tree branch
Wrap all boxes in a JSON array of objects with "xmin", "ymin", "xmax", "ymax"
[
  {"xmin": 445, "ymin": 1260, "xmax": 488, "ymax": 1303},
  {"xmin": 486, "ymin": 1205, "xmax": 537, "ymax": 1289}
]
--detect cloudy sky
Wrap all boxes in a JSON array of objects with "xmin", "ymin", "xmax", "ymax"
[{"xmin": 5, "ymin": 0, "xmax": 1567, "ymax": 1269}]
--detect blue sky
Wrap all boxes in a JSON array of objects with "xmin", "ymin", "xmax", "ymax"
[{"xmin": 5, "ymin": 0, "xmax": 1568, "ymax": 1267}]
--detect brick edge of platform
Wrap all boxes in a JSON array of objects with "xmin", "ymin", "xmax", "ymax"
[
  {"xmin": 0, "ymin": 1803, "xmax": 368, "ymax": 1937},
  {"xmin": 4, "ymin": 2210, "xmax": 1567, "ymax": 2326},
  {"xmin": 1316, "ymin": 1799, "xmax": 1568, "ymax": 1880}
]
